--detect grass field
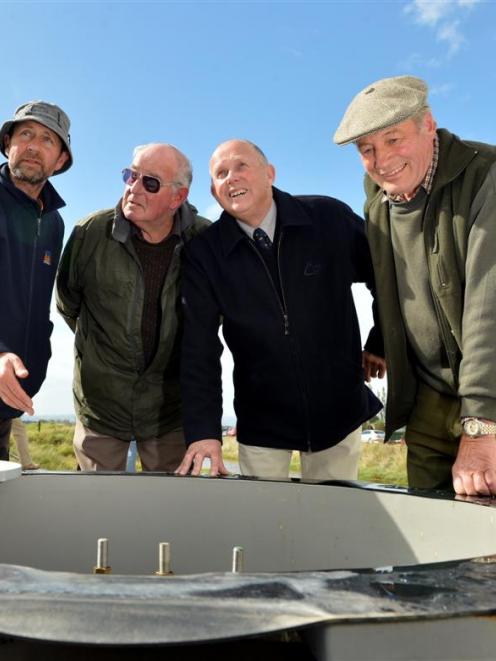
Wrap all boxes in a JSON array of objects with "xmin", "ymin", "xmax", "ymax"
[{"xmin": 10, "ymin": 421, "xmax": 408, "ymax": 486}]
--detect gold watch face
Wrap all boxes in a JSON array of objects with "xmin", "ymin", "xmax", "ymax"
[{"xmin": 464, "ymin": 419, "xmax": 481, "ymax": 436}]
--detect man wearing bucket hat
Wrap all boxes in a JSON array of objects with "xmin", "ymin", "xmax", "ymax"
[
  {"xmin": 0, "ymin": 101, "xmax": 72, "ymax": 461},
  {"xmin": 335, "ymin": 76, "xmax": 496, "ymax": 497}
]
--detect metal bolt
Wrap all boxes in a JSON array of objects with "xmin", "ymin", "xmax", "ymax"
[
  {"xmin": 93, "ymin": 537, "xmax": 112, "ymax": 574},
  {"xmin": 232, "ymin": 546, "xmax": 244, "ymax": 573},
  {"xmin": 155, "ymin": 542, "xmax": 174, "ymax": 576}
]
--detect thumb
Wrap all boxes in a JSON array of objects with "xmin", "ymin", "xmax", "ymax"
[{"xmin": 11, "ymin": 355, "xmax": 29, "ymax": 379}]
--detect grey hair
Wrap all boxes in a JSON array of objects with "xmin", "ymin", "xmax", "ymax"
[
  {"xmin": 133, "ymin": 143, "xmax": 193, "ymax": 187},
  {"xmin": 411, "ymin": 106, "xmax": 433, "ymax": 128}
]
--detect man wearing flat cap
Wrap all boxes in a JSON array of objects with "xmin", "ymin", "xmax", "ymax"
[
  {"xmin": 0, "ymin": 100, "xmax": 72, "ymax": 461},
  {"xmin": 335, "ymin": 75, "xmax": 496, "ymax": 497}
]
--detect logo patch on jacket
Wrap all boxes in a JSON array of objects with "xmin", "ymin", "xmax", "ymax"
[
  {"xmin": 42, "ymin": 250, "xmax": 52, "ymax": 266},
  {"xmin": 304, "ymin": 261, "xmax": 322, "ymax": 276}
]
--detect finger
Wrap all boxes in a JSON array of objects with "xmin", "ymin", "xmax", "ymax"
[
  {"xmin": 473, "ymin": 471, "xmax": 491, "ymax": 497},
  {"xmin": 175, "ymin": 452, "xmax": 194, "ymax": 476},
  {"xmin": 483, "ymin": 469, "xmax": 496, "ymax": 496},
  {"xmin": 0, "ymin": 385, "xmax": 34, "ymax": 415},
  {"xmin": 459, "ymin": 472, "xmax": 477, "ymax": 497},
  {"xmin": 453, "ymin": 474, "xmax": 466, "ymax": 495},
  {"xmin": 218, "ymin": 461, "xmax": 230, "ymax": 476},
  {"xmin": 11, "ymin": 356, "xmax": 29, "ymax": 379},
  {"xmin": 209, "ymin": 457, "xmax": 229, "ymax": 477},
  {"xmin": 190, "ymin": 452, "xmax": 205, "ymax": 477}
]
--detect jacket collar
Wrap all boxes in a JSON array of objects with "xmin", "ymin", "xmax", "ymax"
[
  {"xmin": 218, "ymin": 186, "xmax": 313, "ymax": 256},
  {"xmin": 0, "ymin": 162, "xmax": 66, "ymax": 213},
  {"xmin": 112, "ymin": 199, "xmax": 200, "ymax": 244}
]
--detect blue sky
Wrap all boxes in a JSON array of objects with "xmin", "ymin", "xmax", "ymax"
[{"xmin": 2, "ymin": 0, "xmax": 493, "ymax": 417}]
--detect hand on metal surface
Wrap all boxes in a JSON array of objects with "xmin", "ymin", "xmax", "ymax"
[
  {"xmin": 175, "ymin": 439, "xmax": 229, "ymax": 477},
  {"xmin": 0, "ymin": 352, "xmax": 34, "ymax": 415},
  {"xmin": 362, "ymin": 351, "xmax": 387, "ymax": 383},
  {"xmin": 452, "ymin": 435, "xmax": 496, "ymax": 496}
]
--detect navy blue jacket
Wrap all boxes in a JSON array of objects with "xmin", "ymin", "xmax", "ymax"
[
  {"xmin": 181, "ymin": 187, "xmax": 382, "ymax": 452},
  {"xmin": 0, "ymin": 164, "xmax": 65, "ymax": 417}
]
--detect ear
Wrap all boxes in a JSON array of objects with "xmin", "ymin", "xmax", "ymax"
[
  {"xmin": 3, "ymin": 134, "xmax": 10, "ymax": 155},
  {"xmin": 170, "ymin": 186, "xmax": 189, "ymax": 211},
  {"xmin": 54, "ymin": 149, "xmax": 69, "ymax": 173},
  {"xmin": 267, "ymin": 164, "xmax": 276, "ymax": 186},
  {"xmin": 422, "ymin": 111, "xmax": 437, "ymax": 136},
  {"xmin": 210, "ymin": 180, "xmax": 221, "ymax": 203}
]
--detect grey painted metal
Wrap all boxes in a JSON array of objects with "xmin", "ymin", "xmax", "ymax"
[
  {"xmin": 0, "ymin": 459, "xmax": 21, "ymax": 482},
  {"xmin": 1, "ymin": 472, "xmax": 496, "ymax": 660},
  {"xmin": 0, "ymin": 473, "xmax": 495, "ymax": 573}
]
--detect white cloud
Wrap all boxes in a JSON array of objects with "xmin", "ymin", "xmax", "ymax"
[
  {"xmin": 438, "ymin": 20, "xmax": 465, "ymax": 55},
  {"xmin": 404, "ymin": 0, "xmax": 480, "ymax": 60},
  {"xmin": 429, "ymin": 82, "xmax": 455, "ymax": 96},
  {"xmin": 404, "ymin": 0, "xmax": 453, "ymax": 27}
]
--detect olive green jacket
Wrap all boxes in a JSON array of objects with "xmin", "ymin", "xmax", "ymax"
[
  {"xmin": 56, "ymin": 202, "xmax": 210, "ymax": 441},
  {"xmin": 364, "ymin": 129, "xmax": 496, "ymax": 437}
]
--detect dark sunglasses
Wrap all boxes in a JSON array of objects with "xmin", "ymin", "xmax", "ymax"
[{"xmin": 122, "ymin": 168, "xmax": 178, "ymax": 194}]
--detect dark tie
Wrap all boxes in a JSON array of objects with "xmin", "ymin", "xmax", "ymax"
[{"xmin": 253, "ymin": 227, "xmax": 272, "ymax": 251}]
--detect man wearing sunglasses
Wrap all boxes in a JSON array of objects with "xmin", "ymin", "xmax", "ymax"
[{"xmin": 56, "ymin": 143, "xmax": 210, "ymax": 471}]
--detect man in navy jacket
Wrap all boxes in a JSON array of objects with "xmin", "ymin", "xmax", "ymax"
[
  {"xmin": 177, "ymin": 140, "xmax": 384, "ymax": 479},
  {"xmin": 0, "ymin": 101, "xmax": 72, "ymax": 460}
]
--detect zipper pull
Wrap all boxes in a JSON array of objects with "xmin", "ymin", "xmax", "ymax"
[{"xmin": 283, "ymin": 313, "xmax": 290, "ymax": 336}]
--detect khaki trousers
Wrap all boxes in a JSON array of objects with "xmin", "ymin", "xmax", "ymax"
[
  {"xmin": 405, "ymin": 382, "xmax": 461, "ymax": 490},
  {"xmin": 238, "ymin": 427, "xmax": 362, "ymax": 480},
  {"xmin": 10, "ymin": 418, "xmax": 37, "ymax": 468},
  {"xmin": 73, "ymin": 419, "xmax": 186, "ymax": 472}
]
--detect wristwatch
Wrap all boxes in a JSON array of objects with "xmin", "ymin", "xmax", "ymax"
[{"xmin": 462, "ymin": 417, "xmax": 496, "ymax": 438}]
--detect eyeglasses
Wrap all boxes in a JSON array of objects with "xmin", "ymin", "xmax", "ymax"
[{"xmin": 122, "ymin": 168, "xmax": 179, "ymax": 194}]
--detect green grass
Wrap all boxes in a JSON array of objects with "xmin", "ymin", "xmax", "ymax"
[{"xmin": 12, "ymin": 422, "xmax": 407, "ymax": 486}]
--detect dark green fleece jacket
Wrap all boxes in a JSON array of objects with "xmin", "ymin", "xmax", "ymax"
[
  {"xmin": 364, "ymin": 129, "xmax": 496, "ymax": 437},
  {"xmin": 56, "ymin": 201, "xmax": 210, "ymax": 441}
]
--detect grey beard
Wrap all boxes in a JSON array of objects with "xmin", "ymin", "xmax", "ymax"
[{"xmin": 10, "ymin": 164, "xmax": 47, "ymax": 186}]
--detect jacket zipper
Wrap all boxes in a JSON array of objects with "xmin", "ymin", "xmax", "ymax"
[
  {"xmin": 424, "ymin": 200, "xmax": 460, "ymax": 388},
  {"xmin": 247, "ymin": 236, "xmax": 289, "ymax": 336},
  {"xmin": 247, "ymin": 231, "xmax": 312, "ymax": 450},
  {"xmin": 24, "ymin": 213, "xmax": 42, "ymax": 363}
]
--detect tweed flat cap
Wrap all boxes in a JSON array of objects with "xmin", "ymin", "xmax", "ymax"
[{"xmin": 334, "ymin": 76, "xmax": 428, "ymax": 146}]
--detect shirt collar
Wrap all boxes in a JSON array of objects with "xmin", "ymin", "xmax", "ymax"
[
  {"xmin": 384, "ymin": 134, "xmax": 439, "ymax": 204},
  {"xmin": 236, "ymin": 199, "xmax": 277, "ymax": 242}
]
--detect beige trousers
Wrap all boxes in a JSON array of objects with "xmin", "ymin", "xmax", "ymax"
[
  {"xmin": 10, "ymin": 418, "xmax": 38, "ymax": 468},
  {"xmin": 238, "ymin": 426, "xmax": 362, "ymax": 480},
  {"xmin": 73, "ymin": 419, "xmax": 186, "ymax": 472}
]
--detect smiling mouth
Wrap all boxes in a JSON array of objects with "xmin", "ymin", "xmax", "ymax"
[
  {"xmin": 380, "ymin": 163, "xmax": 407, "ymax": 178},
  {"xmin": 229, "ymin": 189, "xmax": 247, "ymax": 199}
]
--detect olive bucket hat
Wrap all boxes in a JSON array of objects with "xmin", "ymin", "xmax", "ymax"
[{"xmin": 0, "ymin": 100, "xmax": 73, "ymax": 174}]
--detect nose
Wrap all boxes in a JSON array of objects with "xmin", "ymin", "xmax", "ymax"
[
  {"xmin": 226, "ymin": 170, "xmax": 239, "ymax": 186},
  {"xmin": 129, "ymin": 175, "xmax": 145, "ymax": 192},
  {"xmin": 373, "ymin": 146, "xmax": 390, "ymax": 173},
  {"xmin": 26, "ymin": 139, "xmax": 40, "ymax": 153}
]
